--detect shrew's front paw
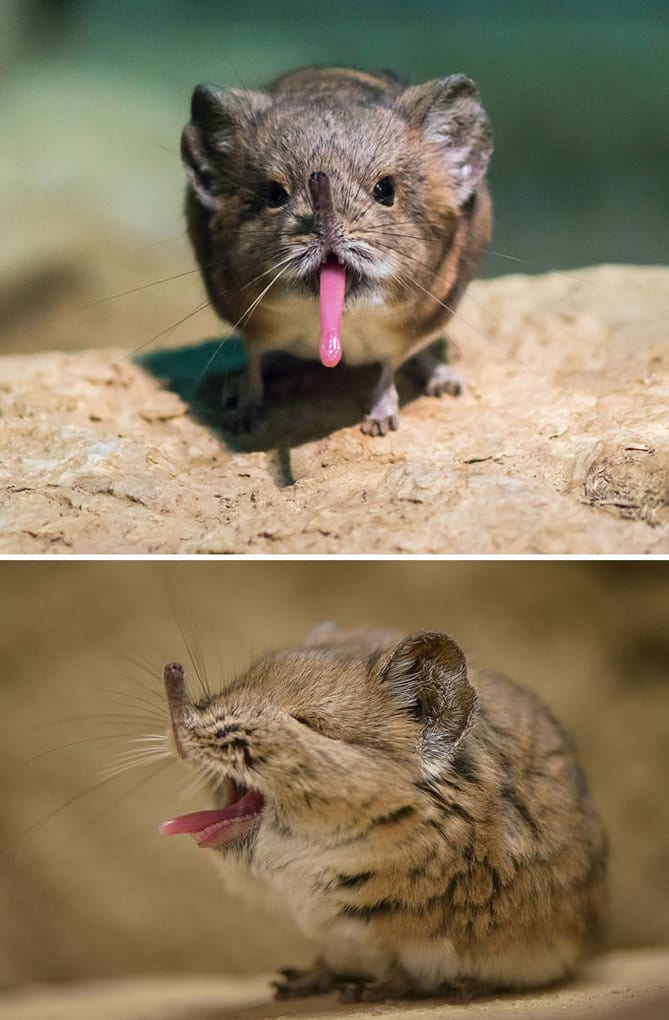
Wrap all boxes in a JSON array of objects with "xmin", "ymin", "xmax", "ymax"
[
  {"xmin": 361, "ymin": 380, "xmax": 399, "ymax": 437},
  {"xmin": 272, "ymin": 961, "xmax": 337, "ymax": 1000},
  {"xmin": 361, "ymin": 412, "xmax": 399, "ymax": 437}
]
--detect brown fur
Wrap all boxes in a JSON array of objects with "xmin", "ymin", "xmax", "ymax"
[
  {"xmin": 181, "ymin": 66, "xmax": 493, "ymax": 434},
  {"xmin": 164, "ymin": 625, "xmax": 608, "ymax": 1001}
]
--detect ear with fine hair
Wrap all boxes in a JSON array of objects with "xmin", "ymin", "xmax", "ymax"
[
  {"xmin": 400, "ymin": 74, "xmax": 492, "ymax": 207},
  {"xmin": 380, "ymin": 631, "xmax": 478, "ymax": 746},
  {"xmin": 181, "ymin": 83, "xmax": 271, "ymax": 210}
]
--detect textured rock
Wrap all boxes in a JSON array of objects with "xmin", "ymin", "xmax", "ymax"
[{"xmin": 0, "ymin": 265, "xmax": 667, "ymax": 554}]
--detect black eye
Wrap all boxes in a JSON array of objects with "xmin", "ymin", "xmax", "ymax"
[
  {"xmin": 373, "ymin": 175, "xmax": 395, "ymax": 206},
  {"xmin": 266, "ymin": 181, "xmax": 290, "ymax": 208}
]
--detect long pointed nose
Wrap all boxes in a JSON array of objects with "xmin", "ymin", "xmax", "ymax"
[
  {"xmin": 308, "ymin": 170, "xmax": 336, "ymax": 227},
  {"xmin": 163, "ymin": 662, "xmax": 191, "ymax": 759}
]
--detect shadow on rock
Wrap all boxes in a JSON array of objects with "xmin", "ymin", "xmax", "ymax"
[{"xmin": 136, "ymin": 336, "xmax": 427, "ymax": 455}]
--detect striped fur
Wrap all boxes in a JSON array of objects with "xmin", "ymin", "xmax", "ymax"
[{"xmin": 167, "ymin": 626, "xmax": 607, "ymax": 999}]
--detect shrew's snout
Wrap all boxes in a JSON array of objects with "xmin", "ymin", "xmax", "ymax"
[
  {"xmin": 308, "ymin": 170, "xmax": 340, "ymax": 243},
  {"xmin": 160, "ymin": 661, "xmax": 266, "ymax": 849},
  {"xmin": 163, "ymin": 661, "xmax": 191, "ymax": 760}
]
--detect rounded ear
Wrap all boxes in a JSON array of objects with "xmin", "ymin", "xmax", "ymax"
[
  {"xmin": 181, "ymin": 121, "xmax": 221, "ymax": 210},
  {"xmin": 181, "ymin": 84, "xmax": 272, "ymax": 210},
  {"xmin": 400, "ymin": 74, "xmax": 492, "ymax": 207},
  {"xmin": 380, "ymin": 631, "xmax": 478, "ymax": 746}
]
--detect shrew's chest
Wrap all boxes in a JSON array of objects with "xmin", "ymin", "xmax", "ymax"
[
  {"xmin": 253, "ymin": 293, "xmax": 406, "ymax": 366},
  {"xmin": 247, "ymin": 835, "xmax": 393, "ymax": 977}
]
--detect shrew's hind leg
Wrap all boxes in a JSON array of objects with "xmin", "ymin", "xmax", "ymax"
[
  {"xmin": 339, "ymin": 970, "xmax": 490, "ymax": 1004},
  {"xmin": 411, "ymin": 337, "xmax": 464, "ymax": 397}
]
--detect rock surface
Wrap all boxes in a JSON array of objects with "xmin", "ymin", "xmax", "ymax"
[{"xmin": 0, "ymin": 265, "xmax": 667, "ymax": 554}]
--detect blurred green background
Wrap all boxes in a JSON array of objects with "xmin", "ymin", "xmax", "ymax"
[{"xmin": 1, "ymin": 1, "xmax": 667, "ymax": 355}]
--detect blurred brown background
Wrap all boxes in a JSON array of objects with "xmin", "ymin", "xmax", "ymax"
[{"xmin": 1, "ymin": 560, "xmax": 668, "ymax": 990}]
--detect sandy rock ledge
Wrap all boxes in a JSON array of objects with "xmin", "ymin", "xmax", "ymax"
[
  {"xmin": 0, "ymin": 265, "xmax": 667, "ymax": 554},
  {"xmin": 0, "ymin": 949, "xmax": 667, "ymax": 1020}
]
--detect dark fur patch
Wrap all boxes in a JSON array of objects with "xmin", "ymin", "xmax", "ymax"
[
  {"xmin": 415, "ymin": 778, "xmax": 474, "ymax": 823},
  {"xmin": 452, "ymin": 747, "xmax": 480, "ymax": 784},
  {"xmin": 340, "ymin": 898, "xmax": 404, "ymax": 919},
  {"xmin": 215, "ymin": 723, "xmax": 240, "ymax": 738},
  {"xmin": 448, "ymin": 801, "xmax": 474, "ymax": 823},
  {"xmin": 335, "ymin": 871, "xmax": 375, "ymax": 889},
  {"xmin": 501, "ymin": 785, "xmax": 541, "ymax": 838},
  {"xmin": 268, "ymin": 815, "xmax": 293, "ymax": 838},
  {"xmin": 227, "ymin": 736, "xmax": 254, "ymax": 769},
  {"xmin": 369, "ymin": 804, "xmax": 415, "ymax": 827}
]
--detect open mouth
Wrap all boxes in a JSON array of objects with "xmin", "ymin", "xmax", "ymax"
[{"xmin": 159, "ymin": 780, "xmax": 265, "ymax": 848}]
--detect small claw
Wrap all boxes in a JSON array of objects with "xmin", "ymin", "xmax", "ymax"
[{"xmin": 360, "ymin": 414, "xmax": 399, "ymax": 437}]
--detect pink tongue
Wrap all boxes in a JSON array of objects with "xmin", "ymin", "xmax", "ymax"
[
  {"xmin": 159, "ymin": 790, "xmax": 265, "ymax": 848},
  {"xmin": 319, "ymin": 258, "xmax": 346, "ymax": 368}
]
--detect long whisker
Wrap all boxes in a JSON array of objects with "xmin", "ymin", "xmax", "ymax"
[
  {"xmin": 395, "ymin": 267, "xmax": 547, "ymax": 383},
  {"xmin": 179, "ymin": 758, "xmax": 222, "ymax": 801},
  {"xmin": 106, "ymin": 119, "xmax": 179, "ymax": 157},
  {"xmin": 99, "ymin": 688, "xmax": 166, "ymax": 714},
  {"xmin": 382, "ymin": 266, "xmax": 473, "ymax": 374},
  {"xmin": 487, "ymin": 250, "xmax": 607, "ymax": 291},
  {"xmin": 242, "ymin": 249, "xmax": 304, "ymax": 290},
  {"xmin": 191, "ymin": 261, "xmax": 293, "ymax": 392},
  {"xmin": 131, "ymin": 297, "xmax": 211, "ymax": 355},
  {"xmin": 111, "ymin": 651, "xmax": 165, "ymax": 693},
  {"xmin": 23, "ymin": 712, "xmax": 164, "ymax": 736},
  {"xmin": 20, "ymin": 768, "xmax": 140, "ymax": 839},
  {"xmin": 84, "ymin": 266, "xmax": 206, "ymax": 309},
  {"xmin": 165, "ymin": 566, "xmax": 212, "ymax": 700},
  {"xmin": 374, "ymin": 244, "xmax": 499, "ymax": 325},
  {"xmin": 26, "ymin": 732, "xmax": 167, "ymax": 763},
  {"xmin": 101, "ymin": 749, "xmax": 172, "ymax": 782}
]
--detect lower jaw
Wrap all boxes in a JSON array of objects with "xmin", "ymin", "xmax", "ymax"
[
  {"xmin": 160, "ymin": 786, "xmax": 266, "ymax": 849},
  {"xmin": 194, "ymin": 813, "xmax": 262, "ymax": 848}
]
